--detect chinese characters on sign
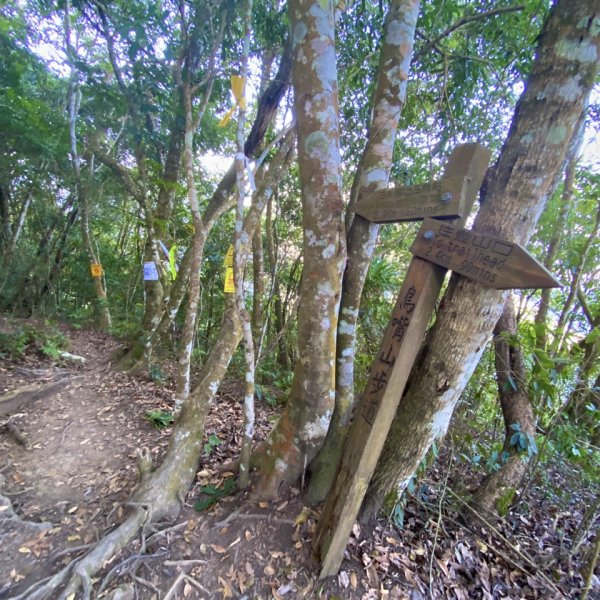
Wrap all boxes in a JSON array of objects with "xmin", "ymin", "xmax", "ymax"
[
  {"xmin": 411, "ymin": 218, "xmax": 560, "ymax": 289},
  {"xmin": 361, "ymin": 285, "xmax": 419, "ymax": 425}
]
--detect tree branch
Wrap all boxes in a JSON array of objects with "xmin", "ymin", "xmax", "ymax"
[{"xmin": 414, "ymin": 5, "xmax": 525, "ymax": 60}]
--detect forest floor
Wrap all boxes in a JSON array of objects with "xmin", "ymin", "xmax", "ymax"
[{"xmin": 0, "ymin": 319, "xmax": 598, "ymax": 600}]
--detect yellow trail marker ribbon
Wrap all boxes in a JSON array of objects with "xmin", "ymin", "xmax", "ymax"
[
  {"xmin": 218, "ymin": 75, "xmax": 246, "ymax": 128},
  {"xmin": 224, "ymin": 245, "xmax": 234, "ymax": 268},
  {"xmin": 224, "ymin": 267, "xmax": 235, "ymax": 293}
]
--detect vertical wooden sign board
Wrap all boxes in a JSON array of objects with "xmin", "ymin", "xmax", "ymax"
[{"xmin": 314, "ymin": 144, "xmax": 492, "ymax": 578}]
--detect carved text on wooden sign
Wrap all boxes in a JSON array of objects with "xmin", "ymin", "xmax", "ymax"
[
  {"xmin": 410, "ymin": 218, "xmax": 560, "ymax": 290},
  {"xmin": 362, "ymin": 284, "xmax": 418, "ymax": 425},
  {"xmin": 352, "ymin": 175, "xmax": 469, "ymax": 223}
]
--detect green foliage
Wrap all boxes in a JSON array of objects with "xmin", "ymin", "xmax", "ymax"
[
  {"xmin": 508, "ymin": 422, "xmax": 538, "ymax": 460},
  {"xmin": 0, "ymin": 323, "xmax": 69, "ymax": 360},
  {"xmin": 148, "ymin": 363, "xmax": 167, "ymax": 384},
  {"xmin": 0, "ymin": 329, "xmax": 29, "ymax": 359},
  {"xmin": 389, "ymin": 442, "xmax": 439, "ymax": 529},
  {"xmin": 203, "ymin": 433, "xmax": 222, "ymax": 456},
  {"xmin": 193, "ymin": 477, "xmax": 236, "ymax": 512},
  {"xmin": 144, "ymin": 410, "xmax": 174, "ymax": 429}
]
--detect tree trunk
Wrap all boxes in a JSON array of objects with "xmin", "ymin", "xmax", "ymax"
[
  {"xmin": 471, "ymin": 296, "xmax": 535, "ymax": 518},
  {"xmin": 234, "ymin": 0, "xmax": 255, "ymax": 490},
  {"xmin": 361, "ymin": 0, "xmax": 599, "ymax": 522},
  {"xmin": 266, "ymin": 193, "xmax": 289, "ymax": 369},
  {"xmin": 252, "ymin": 225, "xmax": 265, "ymax": 357},
  {"xmin": 254, "ymin": 0, "xmax": 346, "ymax": 497},
  {"xmin": 553, "ymin": 201, "xmax": 600, "ymax": 355},
  {"xmin": 306, "ymin": 0, "xmax": 420, "ymax": 504},
  {"xmin": 533, "ymin": 157, "xmax": 576, "ymax": 351},
  {"xmin": 64, "ymin": 1, "xmax": 112, "ymax": 330}
]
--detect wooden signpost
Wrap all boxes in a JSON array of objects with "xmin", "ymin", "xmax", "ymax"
[
  {"xmin": 411, "ymin": 218, "xmax": 560, "ymax": 289},
  {"xmin": 352, "ymin": 175, "xmax": 471, "ymax": 223},
  {"xmin": 314, "ymin": 144, "xmax": 560, "ymax": 578}
]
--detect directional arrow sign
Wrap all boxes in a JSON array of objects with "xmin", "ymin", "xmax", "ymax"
[
  {"xmin": 352, "ymin": 175, "xmax": 470, "ymax": 223},
  {"xmin": 410, "ymin": 218, "xmax": 561, "ymax": 289}
]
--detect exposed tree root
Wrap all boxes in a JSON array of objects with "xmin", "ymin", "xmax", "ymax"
[{"xmin": 0, "ymin": 377, "xmax": 71, "ymax": 417}]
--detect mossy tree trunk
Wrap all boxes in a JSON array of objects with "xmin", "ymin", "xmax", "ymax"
[{"xmin": 361, "ymin": 0, "xmax": 599, "ymax": 522}]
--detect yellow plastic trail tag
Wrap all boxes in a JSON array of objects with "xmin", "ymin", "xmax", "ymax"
[
  {"xmin": 218, "ymin": 75, "xmax": 246, "ymax": 127},
  {"xmin": 90, "ymin": 263, "xmax": 103, "ymax": 278},
  {"xmin": 224, "ymin": 267, "xmax": 235, "ymax": 293},
  {"xmin": 224, "ymin": 245, "xmax": 234, "ymax": 268}
]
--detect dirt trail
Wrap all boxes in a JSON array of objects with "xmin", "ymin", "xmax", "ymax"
[{"xmin": 0, "ymin": 325, "xmax": 172, "ymax": 595}]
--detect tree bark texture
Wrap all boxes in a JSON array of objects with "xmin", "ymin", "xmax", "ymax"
[
  {"xmin": 306, "ymin": 0, "xmax": 420, "ymax": 504},
  {"xmin": 255, "ymin": 0, "xmax": 346, "ymax": 497},
  {"xmin": 361, "ymin": 0, "xmax": 600, "ymax": 522},
  {"xmin": 471, "ymin": 296, "xmax": 535, "ymax": 517}
]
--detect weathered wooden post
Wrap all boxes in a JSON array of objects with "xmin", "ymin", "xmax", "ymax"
[{"xmin": 314, "ymin": 143, "xmax": 560, "ymax": 578}]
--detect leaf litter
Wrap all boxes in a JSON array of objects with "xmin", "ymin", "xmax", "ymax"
[{"xmin": 0, "ymin": 320, "xmax": 598, "ymax": 599}]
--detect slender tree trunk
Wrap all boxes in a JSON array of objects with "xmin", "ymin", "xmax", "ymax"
[
  {"xmin": 172, "ymin": 80, "xmax": 207, "ymax": 413},
  {"xmin": 252, "ymin": 226, "xmax": 265, "ymax": 356},
  {"xmin": 361, "ymin": 0, "xmax": 599, "ymax": 522},
  {"xmin": 0, "ymin": 184, "xmax": 10, "ymax": 250},
  {"xmin": 471, "ymin": 296, "xmax": 536, "ymax": 517},
  {"xmin": 266, "ymin": 193, "xmax": 289, "ymax": 369},
  {"xmin": 534, "ymin": 157, "xmax": 576, "ymax": 351},
  {"xmin": 234, "ymin": 0, "xmax": 256, "ymax": 490},
  {"xmin": 254, "ymin": 0, "xmax": 346, "ymax": 497},
  {"xmin": 566, "ymin": 292, "xmax": 599, "ymax": 434},
  {"xmin": 306, "ymin": 0, "xmax": 420, "ymax": 504},
  {"xmin": 553, "ymin": 202, "xmax": 600, "ymax": 354}
]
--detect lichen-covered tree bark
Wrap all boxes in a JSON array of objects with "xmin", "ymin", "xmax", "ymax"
[
  {"xmin": 255, "ymin": 0, "xmax": 346, "ymax": 497},
  {"xmin": 306, "ymin": 0, "xmax": 420, "ymax": 504},
  {"xmin": 471, "ymin": 296, "xmax": 535, "ymax": 517},
  {"xmin": 361, "ymin": 0, "xmax": 600, "ymax": 521}
]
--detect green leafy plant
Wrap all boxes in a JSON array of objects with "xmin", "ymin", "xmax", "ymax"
[
  {"xmin": 509, "ymin": 422, "xmax": 538, "ymax": 460},
  {"xmin": 145, "ymin": 410, "xmax": 174, "ymax": 429},
  {"xmin": 148, "ymin": 363, "xmax": 167, "ymax": 383},
  {"xmin": 203, "ymin": 433, "xmax": 222, "ymax": 456},
  {"xmin": 0, "ymin": 329, "xmax": 30, "ymax": 358},
  {"xmin": 194, "ymin": 477, "xmax": 236, "ymax": 511},
  {"xmin": 0, "ymin": 324, "xmax": 69, "ymax": 359}
]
